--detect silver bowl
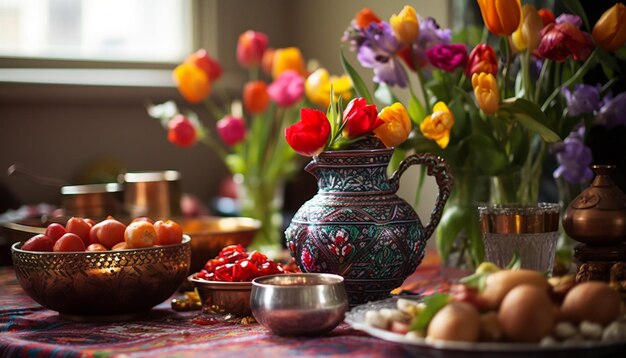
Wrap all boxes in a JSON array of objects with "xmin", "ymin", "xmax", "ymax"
[
  {"xmin": 188, "ymin": 274, "xmax": 253, "ymax": 317},
  {"xmin": 250, "ymin": 273, "xmax": 348, "ymax": 336}
]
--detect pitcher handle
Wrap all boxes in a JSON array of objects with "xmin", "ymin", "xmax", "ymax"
[{"xmin": 389, "ymin": 153, "xmax": 454, "ymax": 240}]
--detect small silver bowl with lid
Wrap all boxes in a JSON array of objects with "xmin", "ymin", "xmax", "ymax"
[{"xmin": 250, "ymin": 273, "xmax": 348, "ymax": 336}]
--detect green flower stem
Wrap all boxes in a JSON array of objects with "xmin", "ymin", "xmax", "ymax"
[
  {"xmin": 521, "ymin": 50, "xmax": 532, "ymax": 101},
  {"xmin": 534, "ymin": 58, "xmax": 551, "ymax": 103},
  {"xmin": 541, "ymin": 50, "xmax": 598, "ymax": 112},
  {"xmin": 204, "ymin": 98, "xmax": 226, "ymax": 120},
  {"xmin": 198, "ymin": 135, "xmax": 229, "ymax": 161}
]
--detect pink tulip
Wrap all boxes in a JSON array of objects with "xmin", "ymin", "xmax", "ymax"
[
  {"xmin": 267, "ymin": 70, "xmax": 305, "ymax": 107},
  {"xmin": 216, "ymin": 115, "xmax": 247, "ymax": 146}
]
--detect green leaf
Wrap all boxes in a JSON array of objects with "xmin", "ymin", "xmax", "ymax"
[
  {"xmin": 561, "ymin": 0, "xmax": 590, "ymax": 31},
  {"xmin": 468, "ymin": 133, "xmax": 508, "ymax": 175},
  {"xmin": 225, "ymin": 154, "xmax": 245, "ymax": 174},
  {"xmin": 436, "ymin": 205, "xmax": 466, "ymax": 263},
  {"xmin": 466, "ymin": 209, "xmax": 484, "ymax": 266},
  {"xmin": 596, "ymin": 49, "xmax": 620, "ymax": 80},
  {"xmin": 340, "ymin": 50, "xmax": 373, "ymax": 104},
  {"xmin": 501, "ymin": 99, "xmax": 561, "ymax": 143},
  {"xmin": 408, "ymin": 91, "xmax": 426, "ymax": 125},
  {"xmin": 409, "ymin": 293, "xmax": 450, "ymax": 333}
]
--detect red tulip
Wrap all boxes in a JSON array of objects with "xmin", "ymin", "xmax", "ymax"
[
  {"xmin": 355, "ymin": 8, "xmax": 381, "ymax": 29},
  {"xmin": 216, "ymin": 115, "xmax": 247, "ymax": 146},
  {"xmin": 537, "ymin": 23, "xmax": 595, "ymax": 62},
  {"xmin": 285, "ymin": 108, "xmax": 331, "ymax": 157},
  {"xmin": 465, "ymin": 43, "xmax": 498, "ymax": 77},
  {"xmin": 243, "ymin": 81, "xmax": 270, "ymax": 114},
  {"xmin": 237, "ymin": 31, "xmax": 269, "ymax": 68},
  {"xmin": 185, "ymin": 49, "xmax": 223, "ymax": 82},
  {"xmin": 342, "ymin": 98, "xmax": 383, "ymax": 139},
  {"xmin": 167, "ymin": 115, "xmax": 197, "ymax": 147},
  {"xmin": 537, "ymin": 8, "xmax": 555, "ymax": 27}
]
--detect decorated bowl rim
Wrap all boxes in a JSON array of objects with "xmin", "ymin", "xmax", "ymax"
[
  {"xmin": 182, "ymin": 216, "xmax": 262, "ymax": 234},
  {"xmin": 11, "ymin": 234, "xmax": 191, "ymax": 255}
]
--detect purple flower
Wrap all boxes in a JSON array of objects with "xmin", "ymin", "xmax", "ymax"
[
  {"xmin": 556, "ymin": 14, "xmax": 583, "ymax": 28},
  {"xmin": 357, "ymin": 22, "xmax": 407, "ymax": 87},
  {"xmin": 562, "ymin": 84, "xmax": 601, "ymax": 117},
  {"xmin": 552, "ymin": 125, "xmax": 593, "ymax": 184},
  {"xmin": 595, "ymin": 92, "xmax": 626, "ymax": 128},
  {"xmin": 410, "ymin": 17, "xmax": 452, "ymax": 70},
  {"xmin": 425, "ymin": 44, "xmax": 468, "ymax": 72}
]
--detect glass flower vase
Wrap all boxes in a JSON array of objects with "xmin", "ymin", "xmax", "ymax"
[{"xmin": 234, "ymin": 174, "xmax": 284, "ymax": 256}]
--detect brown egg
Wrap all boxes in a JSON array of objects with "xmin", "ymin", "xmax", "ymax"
[
  {"xmin": 559, "ymin": 281, "xmax": 621, "ymax": 325},
  {"xmin": 498, "ymin": 284, "xmax": 557, "ymax": 342},
  {"xmin": 481, "ymin": 269, "xmax": 549, "ymax": 310},
  {"xmin": 427, "ymin": 302, "xmax": 481, "ymax": 342}
]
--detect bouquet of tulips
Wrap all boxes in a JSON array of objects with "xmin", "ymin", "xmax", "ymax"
[
  {"xmin": 148, "ymin": 30, "xmax": 312, "ymax": 250},
  {"xmin": 340, "ymin": 1, "xmax": 626, "ymax": 268}
]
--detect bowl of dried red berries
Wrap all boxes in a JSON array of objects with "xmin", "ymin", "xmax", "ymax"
[{"xmin": 188, "ymin": 244, "xmax": 292, "ymax": 317}]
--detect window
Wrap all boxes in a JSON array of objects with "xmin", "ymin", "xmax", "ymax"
[{"xmin": 0, "ymin": 0, "xmax": 192, "ymax": 63}]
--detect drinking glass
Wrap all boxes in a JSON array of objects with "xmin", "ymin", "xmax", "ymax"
[{"xmin": 478, "ymin": 203, "xmax": 560, "ymax": 274}]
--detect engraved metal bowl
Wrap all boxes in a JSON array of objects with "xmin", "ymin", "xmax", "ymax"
[
  {"xmin": 181, "ymin": 216, "xmax": 261, "ymax": 273},
  {"xmin": 11, "ymin": 236, "xmax": 191, "ymax": 321},
  {"xmin": 250, "ymin": 273, "xmax": 348, "ymax": 336},
  {"xmin": 188, "ymin": 274, "xmax": 253, "ymax": 317}
]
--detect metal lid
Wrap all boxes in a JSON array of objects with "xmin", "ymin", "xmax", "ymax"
[
  {"xmin": 122, "ymin": 170, "xmax": 181, "ymax": 183},
  {"xmin": 61, "ymin": 183, "xmax": 123, "ymax": 195}
]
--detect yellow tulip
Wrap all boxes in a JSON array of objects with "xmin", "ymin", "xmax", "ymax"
[
  {"xmin": 510, "ymin": 4, "xmax": 543, "ymax": 52},
  {"xmin": 390, "ymin": 6, "xmax": 420, "ymax": 45},
  {"xmin": 172, "ymin": 63, "xmax": 211, "ymax": 104},
  {"xmin": 271, "ymin": 47, "xmax": 307, "ymax": 80},
  {"xmin": 305, "ymin": 68, "xmax": 353, "ymax": 108},
  {"xmin": 420, "ymin": 102, "xmax": 455, "ymax": 149},
  {"xmin": 374, "ymin": 102, "xmax": 412, "ymax": 147},
  {"xmin": 477, "ymin": 0, "xmax": 522, "ymax": 36},
  {"xmin": 471, "ymin": 72, "xmax": 499, "ymax": 115},
  {"xmin": 592, "ymin": 3, "xmax": 626, "ymax": 52}
]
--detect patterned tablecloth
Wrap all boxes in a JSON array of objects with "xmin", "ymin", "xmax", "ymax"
[{"xmin": 0, "ymin": 249, "xmax": 452, "ymax": 358}]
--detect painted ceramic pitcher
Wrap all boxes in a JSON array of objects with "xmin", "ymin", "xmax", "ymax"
[{"xmin": 285, "ymin": 147, "xmax": 453, "ymax": 305}]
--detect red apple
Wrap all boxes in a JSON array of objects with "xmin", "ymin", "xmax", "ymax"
[
  {"xmin": 89, "ymin": 218, "xmax": 126, "ymax": 249},
  {"xmin": 65, "ymin": 217, "xmax": 92, "ymax": 247},
  {"xmin": 44, "ymin": 223, "xmax": 67, "ymax": 244},
  {"xmin": 22, "ymin": 234, "xmax": 54, "ymax": 252},
  {"xmin": 53, "ymin": 233, "xmax": 86, "ymax": 252}
]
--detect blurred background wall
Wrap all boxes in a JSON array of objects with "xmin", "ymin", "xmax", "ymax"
[{"xmin": 0, "ymin": 0, "xmax": 449, "ymax": 224}]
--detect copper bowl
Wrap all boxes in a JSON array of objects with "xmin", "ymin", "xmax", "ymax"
[
  {"xmin": 182, "ymin": 216, "xmax": 261, "ymax": 273},
  {"xmin": 188, "ymin": 274, "xmax": 253, "ymax": 317},
  {"xmin": 11, "ymin": 236, "xmax": 191, "ymax": 321}
]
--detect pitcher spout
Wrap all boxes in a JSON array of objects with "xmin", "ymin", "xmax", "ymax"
[{"xmin": 304, "ymin": 160, "xmax": 320, "ymax": 180}]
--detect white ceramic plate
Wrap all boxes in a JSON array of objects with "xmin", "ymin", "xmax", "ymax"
[{"xmin": 345, "ymin": 296, "xmax": 626, "ymax": 358}]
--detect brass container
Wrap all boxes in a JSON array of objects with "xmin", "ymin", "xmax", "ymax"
[
  {"xmin": 562, "ymin": 165, "xmax": 626, "ymax": 246},
  {"xmin": 61, "ymin": 183, "xmax": 123, "ymax": 218},
  {"xmin": 11, "ymin": 236, "xmax": 191, "ymax": 321},
  {"xmin": 121, "ymin": 171, "xmax": 182, "ymax": 219},
  {"xmin": 182, "ymin": 216, "xmax": 260, "ymax": 274},
  {"xmin": 188, "ymin": 275, "xmax": 253, "ymax": 317}
]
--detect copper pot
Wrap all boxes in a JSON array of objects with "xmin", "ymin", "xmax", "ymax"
[
  {"xmin": 61, "ymin": 183, "xmax": 123, "ymax": 219},
  {"xmin": 121, "ymin": 171, "xmax": 182, "ymax": 219},
  {"xmin": 562, "ymin": 165, "xmax": 626, "ymax": 246}
]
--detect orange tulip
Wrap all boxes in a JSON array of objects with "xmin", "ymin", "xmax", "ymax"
[
  {"xmin": 471, "ymin": 72, "xmax": 499, "ymax": 115},
  {"xmin": 537, "ymin": 9, "xmax": 555, "ymax": 26},
  {"xmin": 184, "ymin": 49, "xmax": 223, "ymax": 82},
  {"xmin": 477, "ymin": 0, "xmax": 522, "ymax": 36},
  {"xmin": 374, "ymin": 103, "xmax": 412, "ymax": 147},
  {"xmin": 243, "ymin": 81, "xmax": 270, "ymax": 114},
  {"xmin": 172, "ymin": 63, "xmax": 211, "ymax": 104},
  {"xmin": 355, "ymin": 8, "xmax": 381, "ymax": 29},
  {"xmin": 390, "ymin": 6, "xmax": 420, "ymax": 45},
  {"xmin": 592, "ymin": 3, "xmax": 626, "ymax": 52},
  {"xmin": 420, "ymin": 102, "xmax": 455, "ymax": 149},
  {"xmin": 510, "ymin": 4, "xmax": 543, "ymax": 52},
  {"xmin": 271, "ymin": 47, "xmax": 307, "ymax": 80}
]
